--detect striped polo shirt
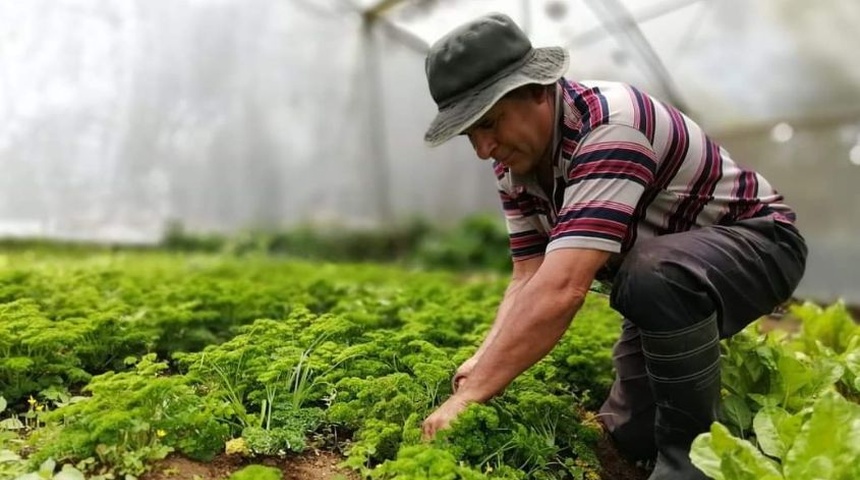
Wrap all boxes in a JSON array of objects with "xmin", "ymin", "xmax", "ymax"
[{"xmin": 496, "ymin": 78, "xmax": 797, "ymax": 261}]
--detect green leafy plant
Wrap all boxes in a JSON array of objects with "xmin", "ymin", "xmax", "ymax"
[
  {"xmin": 693, "ymin": 302, "xmax": 860, "ymax": 478},
  {"xmin": 12, "ymin": 458, "xmax": 87, "ymax": 480},
  {"xmin": 2, "ymin": 245, "xmax": 852, "ymax": 480},
  {"xmin": 0, "ymin": 396, "xmax": 28, "ymax": 478},
  {"xmin": 227, "ymin": 464, "xmax": 282, "ymax": 480},
  {"xmin": 692, "ymin": 391, "xmax": 860, "ymax": 479},
  {"xmin": 29, "ymin": 354, "xmax": 226, "ymax": 477}
]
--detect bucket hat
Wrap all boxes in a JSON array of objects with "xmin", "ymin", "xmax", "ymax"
[{"xmin": 424, "ymin": 12, "xmax": 569, "ymax": 147}]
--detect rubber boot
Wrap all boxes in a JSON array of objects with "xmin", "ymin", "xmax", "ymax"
[
  {"xmin": 599, "ymin": 320, "xmax": 657, "ymax": 461},
  {"xmin": 640, "ymin": 313, "xmax": 721, "ymax": 480}
]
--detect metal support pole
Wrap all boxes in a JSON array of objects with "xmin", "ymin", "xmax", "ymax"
[
  {"xmin": 521, "ymin": 0, "xmax": 531, "ymax": 35},
  {"xmin": 362, "ymin": 20, "xmax": 394, "ymax": 225}
]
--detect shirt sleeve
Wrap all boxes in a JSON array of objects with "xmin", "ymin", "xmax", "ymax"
[
  {"xmin": 498, "ymin": 186, "xmax": 549, "ymax": 261},
  {"xmin": 547, "ymin": 124, "xmax": 658, "ymax": 253}
]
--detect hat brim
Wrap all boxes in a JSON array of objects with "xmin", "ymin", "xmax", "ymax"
[{"xmin": 424, "ymin": 46, "xmax": 569, "ymax": 147}]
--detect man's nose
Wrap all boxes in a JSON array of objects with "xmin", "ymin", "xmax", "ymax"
[{"xmin": 470, "ymin": 131, "xmax": 496, "ymax": 160}]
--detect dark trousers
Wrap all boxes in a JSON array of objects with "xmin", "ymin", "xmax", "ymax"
[{"xmin": 598, "ymin": 215, "xmax": 807, "ymax": 460}]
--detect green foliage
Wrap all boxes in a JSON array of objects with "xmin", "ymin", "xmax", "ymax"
[
  {"xmin": 11, "ymin": 458, "xmax": 87, "ymax": 480},
  {"xmin": 0, "ymin": 396, "xmax": 29, "ymax": 478},
  {"xmin": 160, "ymin": 221, "xmax": 226, "ymax": 253},
  {"xmin": 227, "ymin": 464, "xmax": 282, "ymax": 480},
  {"xmin": 162, "ymin": 217, "xmax": 432, "ymax": 262},
  {"xmin": 241, "ymin": 425, "xmax": 305, "ymax": 456},
  {"xmin": 690, "ymin": 422, "xmax": 782, "ymax": 480},
  {"xmin": 0, "ymin": 300, "xmax": 96, "ymax": 402},
  {"xmin": 546, "ymin": 296, "xmax": 620, "ymax": 410},
  {"xmin": 719, "ymin": 301, "xmax": 860, "ymax": 441},
  {"xmin": 0, "ymin": 248, "xmax": 621, "ymax": 479},
  {"xmin": 160, "ymin": 214, "xmax": 515, "ymax": 271},
  {"xmin": 439, "ymin": 404, "xmax": 505, "ymax": 462},
  {"xmin": 789, "ymin": 301, "xmax": 860, "ymax": 400},
  {"xmin": 720, "ymin": 325, "xmax": 844, "ymax": 431},
  {"xmin": 692, "ymin": 392, "xmax": 860, "ymax": 480},
  {"xmin": 790, "ymin": 301, "xmax": 859, "ymax": 355},
  {"xmin": 693, "ymin": 301, "xmax": 860, "ymax": 479},
  {"xmin": 0, "ymin": 255, "xmax": 320, "ymax": 405},
  {"xmin": 3, "ymin": 246, "xmax": 853, "ymax": 480},
  {"xmin": 29, "ymin": 354, "xmax": 227, "ymax": 476},
  {"xmin": 370, "ymin": 444, "xmax": 492, "ymax": 480},
  {"xmin": 240, "ymin": 405, "xmax": 323, "ymax": 455},
  {"xmin": 414, "ymin": 215, "xmax": 511, "ymax": 272},
  {"xmin": 782, "ymin": 391, "xmax": 860, "ymax": 480}
]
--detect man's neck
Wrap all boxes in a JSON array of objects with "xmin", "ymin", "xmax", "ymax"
[
  {"xmin": 536, "ymin": 157, "xmax": 554, "ymax": 195},
  {"xmin": 537, "ymin": 84, "xmax": 560, "ymax": 190}
]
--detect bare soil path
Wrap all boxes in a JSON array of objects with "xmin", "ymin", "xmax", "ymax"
[{"xmin": 140, "ymin": 438, "xmax": 648, "ymax": 480}]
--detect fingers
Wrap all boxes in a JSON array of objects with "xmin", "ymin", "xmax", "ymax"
[
  {"xmin": 422, "ymin": 415, "xmax": 443, "ymax": 441},
  {"xmin": 422, "ymin": 407, "xmax": 452, "ymax": 441},
  {"xmin": 421, "ymin": 419, "xmax": 434, "ymax": 441},
  {"xmin": 422, "ymin": 396, "xmax": 470, "ymax": 441}
]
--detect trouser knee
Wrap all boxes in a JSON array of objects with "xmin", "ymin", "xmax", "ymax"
[{"xmin": 610, "ymin": 246, "xmax": 715, "ymax": 332}]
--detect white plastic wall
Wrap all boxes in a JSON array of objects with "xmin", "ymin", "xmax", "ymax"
[{"xmin": 0, "ymin": 0, "xmax": 857, "ymax": 303}]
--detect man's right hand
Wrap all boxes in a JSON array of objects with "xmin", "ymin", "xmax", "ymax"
[{"xmin": 452, "ymin": 355, "xmax": 481, "ymax": 392}]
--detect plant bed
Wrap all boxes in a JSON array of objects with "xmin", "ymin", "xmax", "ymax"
[
  {"xmin": 140, "ymin": 451, "xmax": 360, "ymax": 480},
  {"xmin": 136, "ymin": 436, "xmax": 648, "ymax": 480},
  {"xmin": 0, "ymin": 250, "xmax": 857, "ymax": 479}
]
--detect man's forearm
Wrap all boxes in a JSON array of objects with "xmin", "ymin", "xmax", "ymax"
[
  {"xmin": 423, "ymin": 249, "xmax": 609, "ymax": 439},
  {"xmin": 462, "ymin": 277, "xmax": 585, "ymax": 402},
  {"xmin": 473, "ymin": 279, "xmax": 527, "ymax": 358},
  {"xmin": 456, "ymin": 247, "xmax": 606, "ymax": 403}
]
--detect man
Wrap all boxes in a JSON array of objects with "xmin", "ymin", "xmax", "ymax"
[{"xmin": 419, "ymin": 12, "xmax": 807, "ymax": 480}]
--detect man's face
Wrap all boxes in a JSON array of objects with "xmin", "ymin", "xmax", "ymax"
[{"xmin": 463, "ymin": 89, "xmax": 553, "ymax": 176}]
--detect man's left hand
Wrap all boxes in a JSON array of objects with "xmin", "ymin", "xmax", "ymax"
[{"xmin": 422, "ymin": 393, "xmax": 474, "ymax": 440}]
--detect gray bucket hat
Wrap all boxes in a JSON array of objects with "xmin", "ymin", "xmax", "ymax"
[{"xmin": 424, "ymin": 12, "xmax": 569, "ymax": 147}]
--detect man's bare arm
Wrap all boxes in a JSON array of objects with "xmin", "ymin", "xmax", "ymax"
[
  {"xmin": 472, "ymin": 256, "xmax": 543, "ymax": 358},
  {"xmin": 422, "ymin": 247, "xmax": 610, "ymax": 439},
  {"xmin": 457, "ymin": 248, "xmax": 610, "ymax": 402}
]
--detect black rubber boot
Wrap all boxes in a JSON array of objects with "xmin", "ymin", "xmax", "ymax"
[
  {"xmin": 599, "ymin": 320, "xmax": 657, "ymax": 462},
  {"xmin": 640, "ymin": 313, "xmax": 721, "ymax": 480}
]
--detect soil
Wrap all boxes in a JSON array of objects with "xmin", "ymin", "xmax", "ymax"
[
  {"xmin": 139, "ymin": 450, "xmax": 360, "ymax": 480},
  {"xmin": 594, "ymin": 431, "xmax": 650, "ymax": 480},
  {"xmin": 139, "ymin": 439, "xmax": 647, "ymax": 480}
]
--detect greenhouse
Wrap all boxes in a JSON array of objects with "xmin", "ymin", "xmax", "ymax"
[{"xmin": 0, "ymin": 1, "xmax": 858, "ymax": 479}]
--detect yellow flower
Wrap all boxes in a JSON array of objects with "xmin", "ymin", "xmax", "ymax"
[
  {"xmin": 156, "ymin": 429, "xmax": 167, "ymax": 438},
  {"xmin": 35, "ymin": 404, "xmax": 44, "ymax": 412},
  {"xmin": 27, "ymin": 396, "xmax": 36, "ymax": 407}
]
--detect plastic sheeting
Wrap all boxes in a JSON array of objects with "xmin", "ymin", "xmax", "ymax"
[
  {"xmin": 0, "ymin": 0, "xmax": 497, "ymax": 242},
  {"xmin": 0, "ymin": 0, "xmax": 858, "ymax": 302},
  {"xmin": 383, "ymin": 0, "xmax": 860, "ymax": 130}
]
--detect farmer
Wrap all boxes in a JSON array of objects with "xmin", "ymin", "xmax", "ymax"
[{"xmin": 419, "ymin": 12, "xmax": 807, "ymax": 479}]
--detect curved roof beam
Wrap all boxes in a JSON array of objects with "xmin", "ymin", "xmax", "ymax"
[
  {"xmin": 583, "ymin": 0, "xmax": 692, "ymax": 113},
  {"xmin": 568, "ymin": 0, "xmax": 706, "ymax": 47}
]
